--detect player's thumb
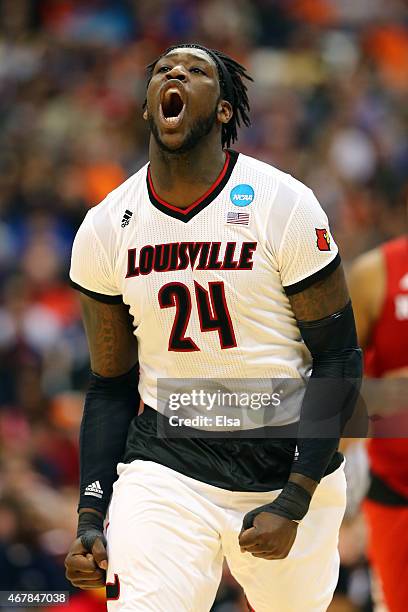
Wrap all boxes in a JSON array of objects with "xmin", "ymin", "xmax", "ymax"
[
  {"xmin": 238, "ymin": 526, "xmax": 257, "ymax": 547},
  {"xmin": 91, "ymin": 537, "xmax": 108, "ymax": 571}
]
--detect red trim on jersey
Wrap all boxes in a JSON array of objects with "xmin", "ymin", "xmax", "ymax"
[
  {"xmin": 146, "ymin": 150, "xmax": 239, "ymax": 223},
  {"xmin": 147, "ymin": 151, "xmax": 231, "ymax": 215},
  {"xmin": 106, "ymin": 573, "xmax": 120, "ymax": 601}
]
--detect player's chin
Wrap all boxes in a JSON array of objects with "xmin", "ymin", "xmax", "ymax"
[{"xmin": 156, "ymin": 129, "xmax": 190, "ymax": 153}]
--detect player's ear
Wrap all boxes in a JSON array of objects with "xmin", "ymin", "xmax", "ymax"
[
  {"xmin": 217, "ymin": 100, "xmax": 233, "ymax": 125},
  {"xmin": 143, "ymin": 107, "xmax": 148, "ymax": 121}
]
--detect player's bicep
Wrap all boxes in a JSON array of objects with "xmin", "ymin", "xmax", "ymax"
[
  {"xmin": 79, "ymin": 293, "xmax": 138, "ymax": 377},
  {"xmin": 288, "ymin": 264, "xmax": 350, "ymax": 322}
]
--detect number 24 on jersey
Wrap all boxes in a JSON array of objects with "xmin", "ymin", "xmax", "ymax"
[{"xmin": 158, "ymin": 281, "xmax": 236, "ymax": 351}]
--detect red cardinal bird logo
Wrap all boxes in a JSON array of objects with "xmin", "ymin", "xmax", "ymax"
[{"xmin": 315, "ymin": 228, "xmax": 331, "ymax": 251}]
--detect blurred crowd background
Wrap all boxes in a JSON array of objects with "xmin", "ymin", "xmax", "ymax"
[{"xmin": 0, "ymin": 0, "xmax": 407, "ymax": 610}]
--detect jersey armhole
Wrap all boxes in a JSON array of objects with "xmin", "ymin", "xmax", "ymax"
[
  {"xmin": 283, "ymin": 253, "xmax": 341, "ymax": 296},
  {"xmin": 69, "ymin": 279, "xmax": 123, "ymax": 304}
]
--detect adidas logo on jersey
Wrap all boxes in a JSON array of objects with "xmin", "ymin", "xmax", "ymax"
[
  {"xmin": 84, "ymin": 480, "xmax": 103, "ymax": 499},
  {"xmin": 121, "ymin": 209, "xmax": 133, "ymax": 228}
]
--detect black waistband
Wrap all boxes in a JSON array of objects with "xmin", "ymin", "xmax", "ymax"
[{"xmin": 367, "ymin": 471, "xmax": 408, "ymax": 506}]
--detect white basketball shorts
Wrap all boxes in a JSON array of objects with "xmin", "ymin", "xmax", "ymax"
[{"xmin": 105, "ymin": 459, "xmax": 346, "ymax": 612}]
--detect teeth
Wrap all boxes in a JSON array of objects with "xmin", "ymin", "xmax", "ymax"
[
  {"xmin": 165, "ymin": 88, "xmax": 182, "ymax": 97},
  {"xmin": 161, "ymin": 87, "xmax": 185, "ymax": 122}
]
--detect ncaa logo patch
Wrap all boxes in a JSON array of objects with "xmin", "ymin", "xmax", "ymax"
[{"xmin": 230, "ymin": 184, "xmax": 254, "ymax": 207}]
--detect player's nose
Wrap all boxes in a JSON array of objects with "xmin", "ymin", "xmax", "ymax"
[{"xmin": 165, "ymin": 66, "xmax": 187, "ymax": 82}]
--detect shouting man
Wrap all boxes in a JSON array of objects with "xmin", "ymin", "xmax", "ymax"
[{"xmin": 65, "ymin": 44, "xmax": 362, "ymax": 611}]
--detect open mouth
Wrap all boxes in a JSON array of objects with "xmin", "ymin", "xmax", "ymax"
[{"xmin": 160, "ymin": 89, "xmax": 186, "ymax": 126}]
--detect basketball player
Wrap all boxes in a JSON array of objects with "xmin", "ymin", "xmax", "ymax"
[
  {"xmin": 349, "ymin": 236, "xmax": 408, "ymax": 612},
  {"xmin": 64, "ymin": 45, "xmax": 362, "ymax": 611}
]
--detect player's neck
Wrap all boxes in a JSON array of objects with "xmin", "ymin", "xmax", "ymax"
[{"xmin": 148, "ymin": 138, "xmax": 226, "ymax": 209}]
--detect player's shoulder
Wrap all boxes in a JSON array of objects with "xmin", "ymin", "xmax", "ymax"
[
  {"xmin": 349, "ymin": 246, "xmax": 385, "ymax": 304},
  {"xmin": 348, "ymin": 246, "xmax": 386, "ymax": 320},
  {"xmin": 237, "ymin": 151, "xmax": 306, "ymax": 187},
  {"xmin": 236, "ymin": 151, "xmax": 317, "ymax": 215},
  {"xmin": 237, "ymin": 152, "xmax": 313, "ymax": 201},
  {"xmin": 80, "ymin": 162, "xmax": 148, "ymax": 233},
  {"xmin": 350, "ymin": 246, "xmax": 383, "ymax": 279}
]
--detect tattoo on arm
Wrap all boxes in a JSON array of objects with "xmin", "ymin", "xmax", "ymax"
[
  {"xmin": 288, "ymin": 265, "xmax": 350, "ymax": 322},
  {"xmin": 79, "ymin": 294, "xmax": 138, "ymax": 377}
]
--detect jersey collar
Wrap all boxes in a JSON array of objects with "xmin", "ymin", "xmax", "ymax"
[{"xmin": 146, "ymin": 149, "xmax": 239, "ymax": 223}]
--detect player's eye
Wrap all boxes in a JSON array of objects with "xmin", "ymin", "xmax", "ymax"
[
  {"xmin": 157, "ymin": 66, "xmax": 171, "ymax": 73},
  {"xmin": 190, "ymin": 67, "xmax": 206, "ymax": 75}
]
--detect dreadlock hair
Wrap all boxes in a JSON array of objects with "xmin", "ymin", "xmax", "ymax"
[{"xmin": 143, "ymin": 43, "xmax": 253, "ymax": 149}]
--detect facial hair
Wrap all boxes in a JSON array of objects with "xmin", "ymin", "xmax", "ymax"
[{"xmin": 148, "ymin": 105, "xmax": 218, "ymax": 155}]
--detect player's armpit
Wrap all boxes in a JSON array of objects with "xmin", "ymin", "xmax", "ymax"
[
  {"xmin": 79, "ymin": 293, "xmax": 138, "ymax": 377},
  {"xmin": 287, "ymin": 264, "xmax": 350, "ymax": 322}
]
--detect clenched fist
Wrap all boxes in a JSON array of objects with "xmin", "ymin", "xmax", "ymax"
[
  {"xmin": 239, "ymin": 512, "xmax": 298, "ymax": 560},
  {"xmin": 65, "ymin": 534, "xmax": 108, "ymax": 589}
]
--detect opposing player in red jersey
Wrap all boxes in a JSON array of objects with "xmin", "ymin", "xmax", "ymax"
[{"xmin": 349, "ymin": 235, "xmax": 408, "ymax": 612}]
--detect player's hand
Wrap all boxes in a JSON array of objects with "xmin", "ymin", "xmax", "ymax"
[
  {"xmin": 65, "ymin": 535, "xmax": 108, "ymax": 589},
  {"xmin": 239, "ymin": 512, "xmax": 298, "ymax": 560}
]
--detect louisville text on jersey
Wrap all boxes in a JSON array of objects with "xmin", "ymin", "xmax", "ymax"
[{"xmin": 126, "ymin": 241, "xmax": 258, "ymax": 278}]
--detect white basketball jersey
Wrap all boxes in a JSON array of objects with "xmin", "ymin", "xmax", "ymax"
[{"xmin": 70, "ymin": 151, "xmax": 339, "ymax": 414}]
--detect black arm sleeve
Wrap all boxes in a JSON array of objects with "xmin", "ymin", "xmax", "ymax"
[
  {"xmin": 293, "ymin": 300, "xmax": 363, "ymax": 482},
  {"xmin": 243, "ymin": 302, "xmax": 362, "ymax": 529},
  {"xmin": 242, "ymin": 301, "xmax": 363, "ymax": 528},
  {"xmin": 78, "ymin": 365, "xmax": 139, "ymax": 515}
]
